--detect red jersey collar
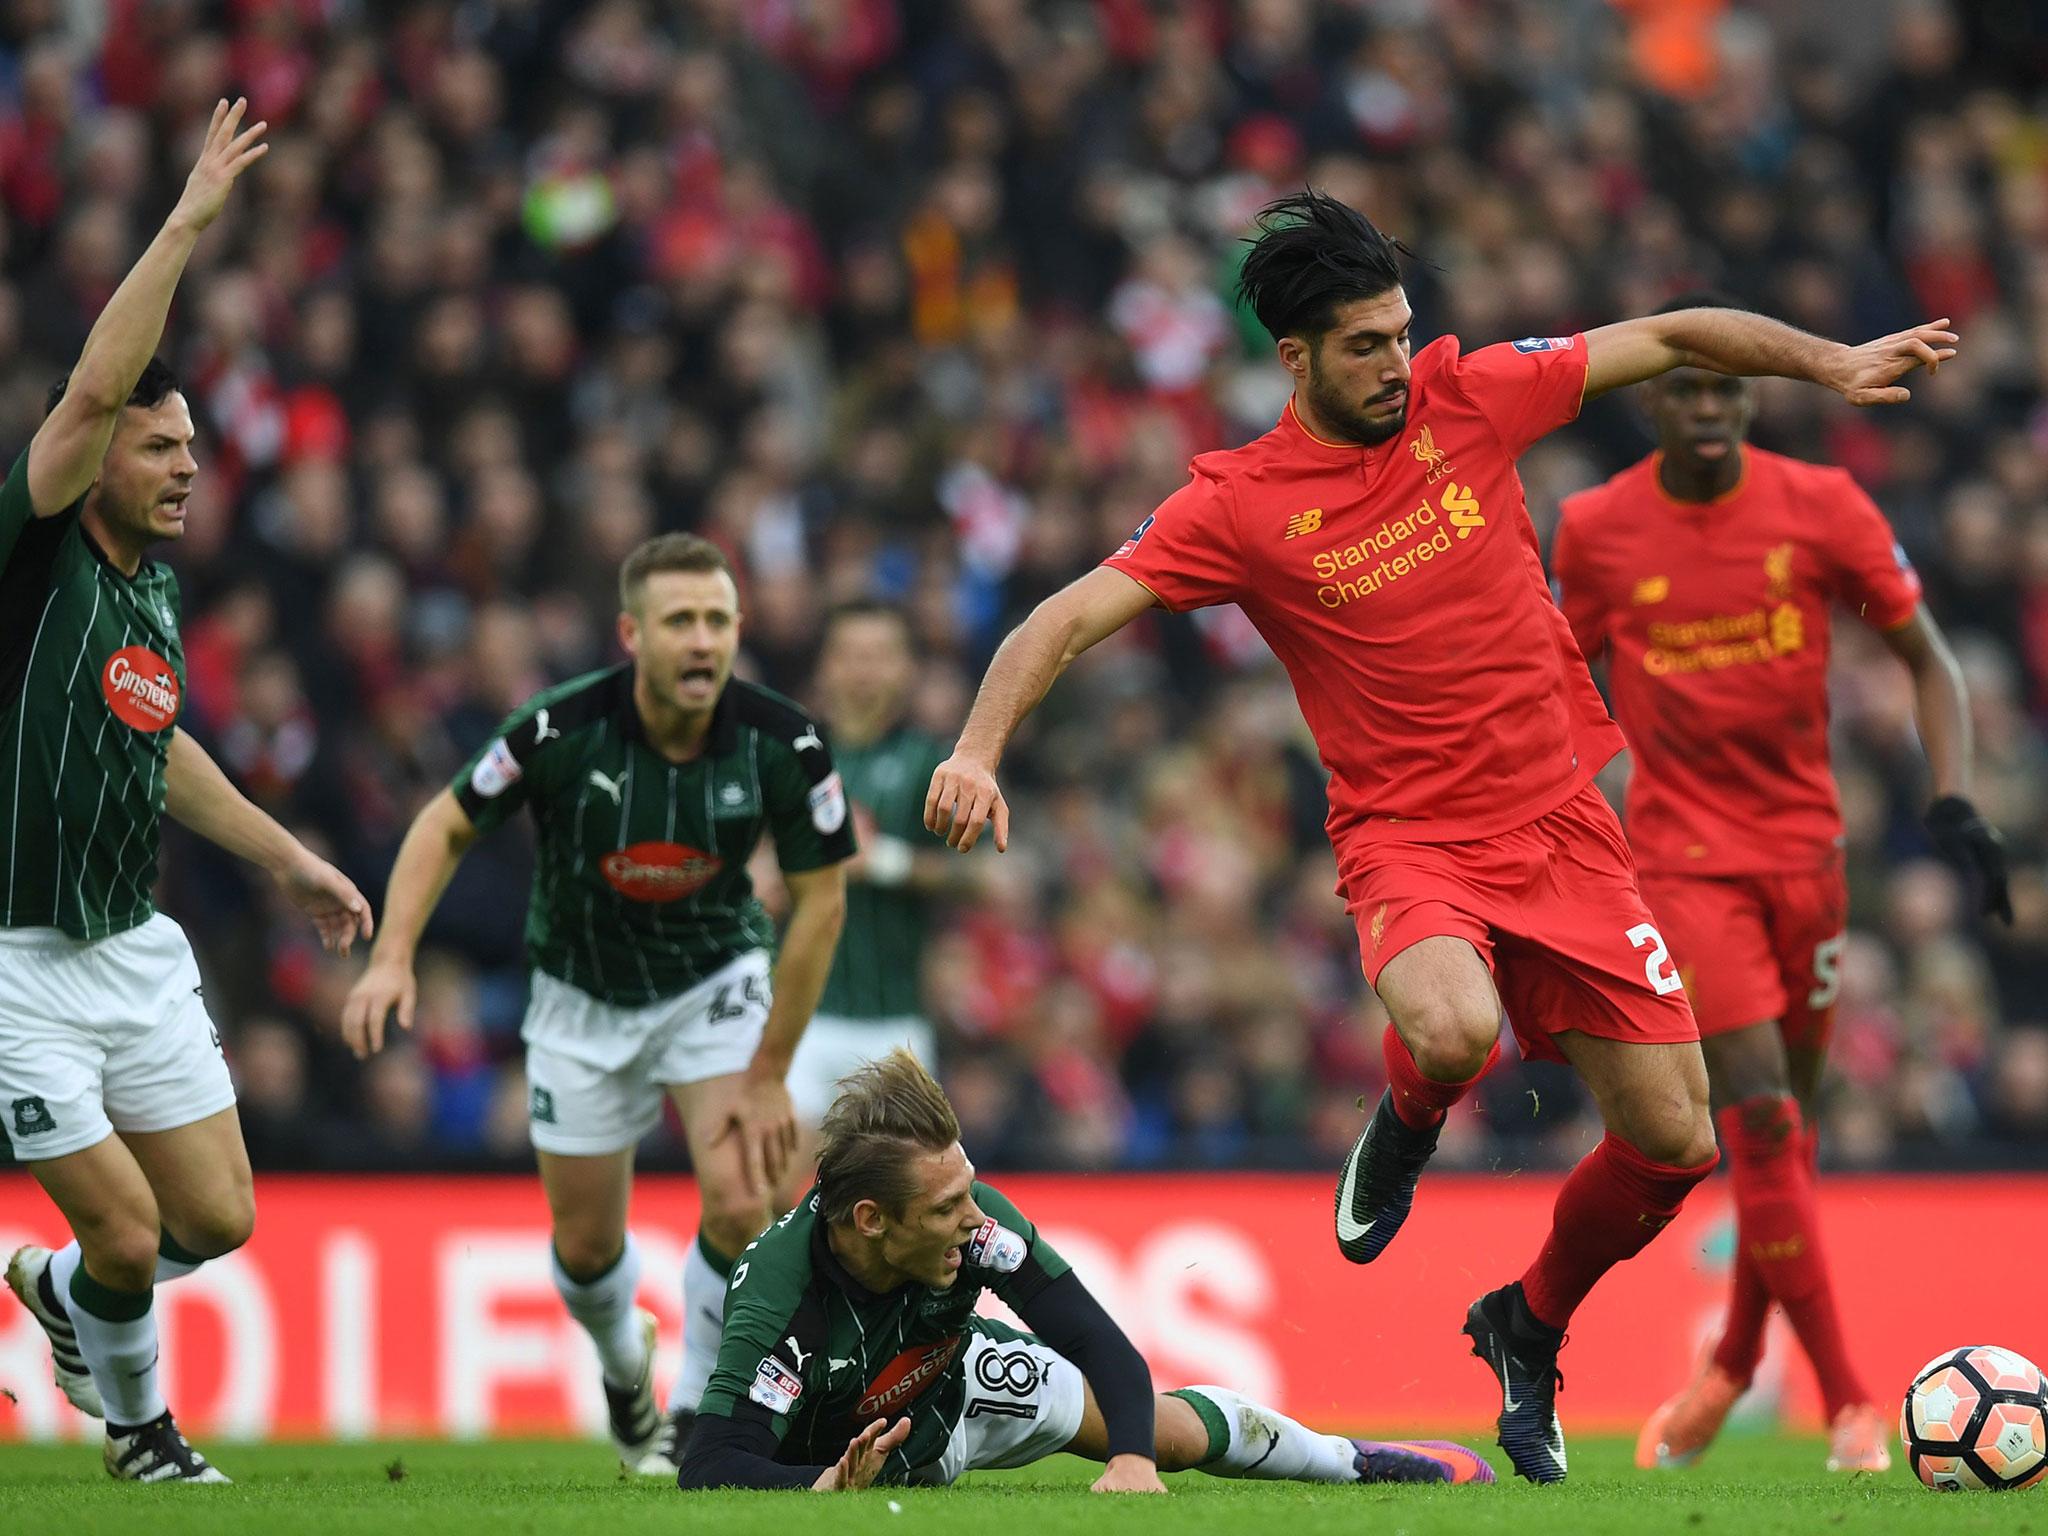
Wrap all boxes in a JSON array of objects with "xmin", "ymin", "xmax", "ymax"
[
  {"xmin": 1650, "ymin": 447, "xmax": 1750, "ymax": 510},
  {"xmin": 1280, "ymin": 398, "xmax": 1377, "ymax": 464}
]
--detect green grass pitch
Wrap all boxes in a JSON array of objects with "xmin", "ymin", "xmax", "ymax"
[{"xmin": 1, "ymin": 1435, "xmax": 2041, "ymax": 1535}]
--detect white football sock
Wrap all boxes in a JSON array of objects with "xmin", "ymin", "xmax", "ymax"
[
  {"xmin": 666, "ymin": 1232, "xmax": 733, "ymax": 1412},
  {"xmin": 153, "ymin": 1233, "xmax": 205, "ymax": 1283},
  {"xmin": 551, "ymin": 1234, "xmax": 647, "ymax": 1389},
  {"xmin": 1173, "ymin": 1386, "xmax": 1359, "ymax": 1482},
  {"xmin": 66, "ymin": 1263, "xmax": 166, "ymax": 1428},
  {"xmin": 49, "ymin": 1237, "xmax": 197, "ymax": 1293},
  {"xmin": 48, "ymin": 1240, "xmax": 81, "ymax": 1306}
]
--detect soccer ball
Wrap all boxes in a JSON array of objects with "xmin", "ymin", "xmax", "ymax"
[{"xmin": 1899, "ymin": 1346, "xmax": 2048, "ymax": 1491}]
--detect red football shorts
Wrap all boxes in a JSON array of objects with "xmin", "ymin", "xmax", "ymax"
[
  {"xmin": 1343, "ymin": 782, "xmax": 1700, "ymax": 1064},
  {"xmin": 1635, "ymin": 862, "xmax": 1848, "ymax": 1053}
]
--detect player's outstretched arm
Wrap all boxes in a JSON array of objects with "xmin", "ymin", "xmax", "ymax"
[
  {"xmin": 1011, "ymin": 1267, "xmax": 1162, "ymax": 1491},
  {"xmin": 1581, "ymin": 309, "xmax": 1957, "ymax": 407},
  {"xmin": 1880, "ymin": 607, "xmax": 2013, "ymax": 924},
  {"xmin": 338, "ymin": 789, "xmax": 478, "ymax": 1058},
  {"xmin": 27, "ymin": 99, "xmax": 268, "ymax": 517},
  {"xmin": 926, "ymin": 567, "xmax": 1158, "ymax": 852},
  {"xmin": 164, "ymin": 728, "xmax": 372, "ymax": 955},
  {"xmin": 718, "ymin": 862, "xmax": 846, "ymax": 1195}
]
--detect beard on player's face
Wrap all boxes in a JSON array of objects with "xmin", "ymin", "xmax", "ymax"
[
  {"xmin": 96, "ymin": 424, "xmax": 197, "ymax": 547},
  {"xmin": 1305, "ymin": 351, "xmax": 1409, "ymax": 446}
]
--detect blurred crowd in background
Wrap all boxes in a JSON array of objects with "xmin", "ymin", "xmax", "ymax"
[{"xmin": 2, "ymin": 0, "xmax": 2046, "ymax": 1173}]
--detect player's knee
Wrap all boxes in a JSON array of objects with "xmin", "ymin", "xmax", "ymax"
[
  {"xmin": 80, "ymin": 1220, "xmax": 161, "ymax": 1291},
  {"xmin": 1398, "ymin": 998, "xmax": 1498, "ymax": 1080},
  {"xmin": 551, "ymin": 1228, "xmax": 626, "ymax": 1283},
  {"xmin": 1732, "ymin": 1092, "xmax": 1799, "ymax": 1144},
  {"xmin": 176, "ymin": 1193, "xmax": 255, "ymax": 1259},
  {"xmin": 1635, "ymin": 1104, "xmax": 1718, "ymax": 1169},
  {"xmin": 1154, "ymin": 1391, "xmax": 1217, "ymax": 1472},
  {"xmin": 1704, "ymin": 1034, "xmax": 1791, "ymax": 1111},
  {"xmin": 698, "ymin": 1186, "xmax": 768, "ymax": 1255}
]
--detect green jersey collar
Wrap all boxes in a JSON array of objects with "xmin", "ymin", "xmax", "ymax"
[{"xmin": 611, "ymin": 665, "xmax": 742, "ymax": 759}]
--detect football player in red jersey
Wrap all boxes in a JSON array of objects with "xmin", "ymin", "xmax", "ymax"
[
  {"xmin": 925, "ymin": 191, "xmax": 1960, "ymax": 1482},
  {"xmin": 1551, "ymin": 296, "xmax": 2008, "ymax": 1476}
]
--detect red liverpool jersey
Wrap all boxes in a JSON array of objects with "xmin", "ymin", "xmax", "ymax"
[
  {"xmin": 1104, "ymin": 332, "xmax": 1622, "ymax": 869},
  {"xmin": 1551, "ymin": 447, "xmax": 1923, "ymax": 876}
]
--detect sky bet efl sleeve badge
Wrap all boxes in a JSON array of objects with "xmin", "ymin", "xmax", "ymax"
[
  {"xmin": 809, "ymin": 770, "xmax": 847, "ymax": 834},
  {"xmin": 966, "ymin": 1217, "xmax": 1026, "ymax": 1273},
  {"xmin": 469, "ymin": 738, "xmax": 522, "ymax": 799},
  {"xmin": 749, "ymin": 1355, "xmax": 804, "ymax": 1415}
]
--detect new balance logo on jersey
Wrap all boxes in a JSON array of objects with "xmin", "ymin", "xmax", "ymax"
[
  {"xmin": 11, "ymin": 1097, "xmax": 56, "ymax": 1136},
  {"xmin": 1283, "ymin": 508, "xmax": 1324, "ymax": 539},
  {"xmin": 588, "ymin": 770, "xmax": 624, "ymax": 805},
  {"xmin": 533, "ymin": 709, "xmax": 560, "ymax": 745}
]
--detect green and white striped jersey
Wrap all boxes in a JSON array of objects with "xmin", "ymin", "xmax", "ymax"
[
  {"xmin": 451, "ymin": 667, "xmax": 856, "ymax": 1006},
  {"xmin": 818, "ymin": 725, "xmax": 949, "ymax": 1020},
  {"xmin": 0, "ymin": 450, "xmax": 186, "ymax": 939},
  {"xmin": 699, "ymin": 1183, "xmax": 1069, "ymax": 1478}
]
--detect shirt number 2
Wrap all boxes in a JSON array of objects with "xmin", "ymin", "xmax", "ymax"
[{"xmin": 1626, "ymin": 923, "xmax": 1685, "ymax": 996}]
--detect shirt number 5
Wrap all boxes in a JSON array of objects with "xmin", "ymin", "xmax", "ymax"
[{"xmin": 1626, "ymin": 923, "xmax": 1685, "ymax": 996}]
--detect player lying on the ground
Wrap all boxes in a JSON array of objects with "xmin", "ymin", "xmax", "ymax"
[
  {"xmin": 677, "ymin": 1049, "xmax": 1495, "ymax": 1492},
  {"xmin": 924, "ymin": 189, "xmax": 1958, "ymax": 1482},
  {"xmin": 1551, "ymin": 293, "xmax": 2009, "ymax": 1474},
  {"xmin": 4, "ymin": 100, "xmax": 373, "ymax": 1486},
  {"xmin": 340, "ymin": 532, "xmax": 852, "ymax": 1477}
]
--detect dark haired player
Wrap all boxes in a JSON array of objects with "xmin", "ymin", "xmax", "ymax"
[
  {"xmin": 787, "ymin": 602, "xmax": 962, "ymax": 1134},
  {"xmin": 2, "ymin": 103, "xmax": 374, "ymax": 1483},
  {"xmin": 1551, "ymin": 296, "xmax": 2006, "ymax": 1475},
  {"xmin": 925, "ymin": 190, "xmax": 1959, "ymax": 1481}
]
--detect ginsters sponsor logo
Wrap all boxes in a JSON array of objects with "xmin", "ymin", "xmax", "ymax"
[
  {"xmin": 102, "ymin": 646, "xmax": 180, "ymax": 731},
  {"xmin": 858, "ymin": 1337, "xmax": 964, "ymax": 1417},
  {"xmin": 599, "ymin": 841, "xmax": 723, "ymax": 902}
]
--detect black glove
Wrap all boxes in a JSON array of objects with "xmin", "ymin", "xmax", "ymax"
[{"xmin": 1925, "ymin": 795, "xmax": 2013, "ymax": 925}]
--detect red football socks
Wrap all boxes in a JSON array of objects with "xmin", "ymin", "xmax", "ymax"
[
  {"xmin": 1712, "ymin": 1238, "xmax": 1772, "ymax": 1386},
  {"xmin": 1382, "ymin": 1024, "xmax": 1499, "ymax": 1131},
  {"xmin": 1521, "ymin": 1133, "xmax": 1718, "ymax": 1329},
  {"xmin": 1709, "ymin": 1098, "xmax": 1869, "ymax": 1415}
]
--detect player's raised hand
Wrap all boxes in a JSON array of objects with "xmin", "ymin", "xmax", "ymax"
[
  {"xmin": 813, "ymin": 1416, "xmax": 912, "ymax": 1491},
  {"xmin": 1827, "ymin": 320, "xmax": 1959, "ymax": 407},
  {"xmin": 1091, "ymin": 1453, "xmax": 1170, "ymax": 1494},
  {"xmin": 339, "ymin": 959, "xmax": 416, "ymax": 1060},
  {"xmin": 172, "ymin": 98, "xmax": 269, "ymax": 234},
  {"xmin": 278, "ymin": 850, "xmax": 375, "ymax": 956},
  {"xmin": 924, "ymin": 753, "xmax": 1009, "ymax": 853},
  {"xmin": 716, "ymin": 1073, "xmax": 799, "ymax": 1197}
]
